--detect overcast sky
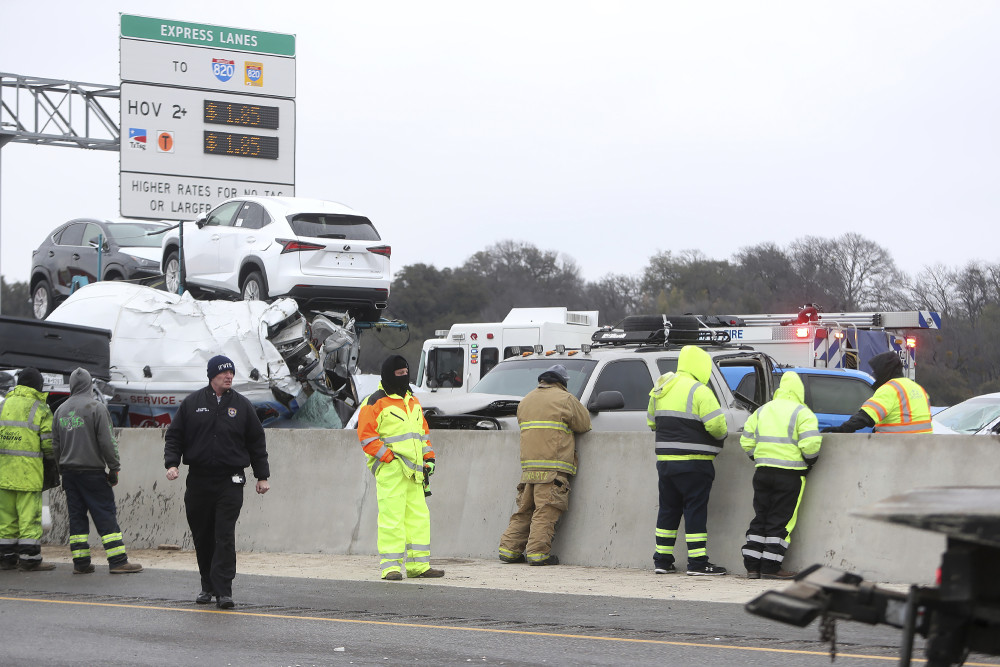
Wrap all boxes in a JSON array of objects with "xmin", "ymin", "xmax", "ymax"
[{"xmin": 2, "ymin": 2, "xmax": 998, "ymax": 288}]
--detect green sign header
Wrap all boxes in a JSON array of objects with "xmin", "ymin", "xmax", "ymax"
[{"xmin": 120, "ymin": 14, "xmax": 295, "ymax": 57}]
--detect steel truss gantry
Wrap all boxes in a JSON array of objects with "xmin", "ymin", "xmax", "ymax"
[{"xmin": 0, "ymin": 72, "xmax": 120, "ymax": 151}]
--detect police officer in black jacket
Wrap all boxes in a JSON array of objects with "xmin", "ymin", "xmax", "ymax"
[{"xmin": 164, "ymin": 355, "xmax": 270, "ymax": 609}]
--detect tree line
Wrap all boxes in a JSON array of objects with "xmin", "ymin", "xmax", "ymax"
[
  {"xmin": 4, "ymin": 233, "xmax": 996, "ymax": 405},
  {"xmin": 381, "ymin": 234, "xmax": 999, "ymax": 406}
]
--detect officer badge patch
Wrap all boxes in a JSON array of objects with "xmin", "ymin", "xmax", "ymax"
[{"xmin": 228, "ymin": 407, "xmax": 237, "ymax": 418}]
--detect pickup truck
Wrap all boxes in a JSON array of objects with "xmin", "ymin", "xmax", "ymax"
[
  {"xmin": 418, "ymin": 336, "xmax": 778, "ymax": 431},
  {"xmin": 0, "ymin": 315, "xmax": 127, "ymax": 425}
]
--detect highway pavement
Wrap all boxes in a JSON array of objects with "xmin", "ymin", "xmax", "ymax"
[{"xmin": 1, "ymin": 547, "xmax": 997, "ymax": 666}]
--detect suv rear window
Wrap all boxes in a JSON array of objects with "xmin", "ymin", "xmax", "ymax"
[
  {"xmin": 288, "ymin": 214, "xmax": 381, "ymax": 241},
  {"xmin": 104, "ymin": 223, "xmax": 166, "ymax": 248}
]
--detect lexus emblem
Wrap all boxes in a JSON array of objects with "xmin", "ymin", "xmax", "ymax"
[{"xmin": 343, "ymin": 245, "xmax": 351, "ymax": 251}]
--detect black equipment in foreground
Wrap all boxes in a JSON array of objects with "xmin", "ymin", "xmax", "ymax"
[{"xmin": 746, "ymin": 486, "xmax": 1000, "ymax": 666}]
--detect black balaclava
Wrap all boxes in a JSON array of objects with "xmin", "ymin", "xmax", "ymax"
[
  {"xmin": 867, "ymin": 351, "xmax": 904, "ymax": 389},
  {"xmin": 381, "ymin": 355, "xmax": 410, "ymax": 396}
]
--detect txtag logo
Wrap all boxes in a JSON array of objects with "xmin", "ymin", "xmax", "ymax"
[
  {"xmin": 245, "ymin": 62, "xmax": 263, "ymax": 87},
  {"xmin": 128, "ymin": 128, "xmax": 147, "ymax": 150},
  {"xmin": 212, "ymin": 58, "xmax": 235, "ymax": 82}
]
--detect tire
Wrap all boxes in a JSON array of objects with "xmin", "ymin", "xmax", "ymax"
[
  {"xmin": 164, "ymin": 251, "xmax": 181, "ymax": 294},
  {"xmin": 32, "ymin": 279, "xmax": 52, "ymax": 320},
  {"xmin": 621, "ymin": 314, "xmax": 702, "ymax": 332},
  {"xmin": 621, "ymin": 315, "xmax": 670, "ymax": 332},
  {"xmin": 241, "ymin": 270, "xmax": 267, "ymax": 301}
]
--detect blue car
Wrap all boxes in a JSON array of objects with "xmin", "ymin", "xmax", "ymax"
[{"xmin": 722, "ymin": 366, "xmax": 875, "ymax": 432}]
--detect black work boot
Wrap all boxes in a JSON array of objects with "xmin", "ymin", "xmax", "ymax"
[
  {"xmin": 499, "ymin": 553, "xmax": 526, "ymax": 564},
  {"xmin": 529, "ymin": 555, "xmax": 560, "ymax": 566}
]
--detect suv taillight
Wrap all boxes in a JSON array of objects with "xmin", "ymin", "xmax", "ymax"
[
  {"xmin": 369, "ymin": 245, "xmax": 391, "ymax": 258},
  {"xmin": 276, "ymin": 238, "xmax": 325, "ymax": 254}
]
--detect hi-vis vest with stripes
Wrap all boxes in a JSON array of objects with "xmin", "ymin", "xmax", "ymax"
[
  {"xmin": 740, "ymin": 400, "xmax": 821, "ymax": 470},
  {"xmin": 0, "ymin": 385, "xmax": 53, "ymax": 490},
  {"xmin": 861, "ymin": 378, "xmax": 932, "ymax": 434},
  {"xmin": 648, "ymin": 374, "xmax": 728, "ymax": 461}
]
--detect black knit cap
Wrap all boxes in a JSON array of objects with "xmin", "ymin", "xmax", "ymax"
[
  {"xmin": 867, "ymin": 351, "xmax": 903, "ymax": 389},
  {"xmin": 17, "ymin": 367, "xmax": 44, "ymax": 392},
  {"xmin": 207, "ymin": 355, "xmax": 236, "ymax": 380}
]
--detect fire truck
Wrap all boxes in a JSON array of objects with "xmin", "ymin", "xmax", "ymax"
[{"xmin": 690, "ymin": 305, "xmax": 942, "ymax": 380}]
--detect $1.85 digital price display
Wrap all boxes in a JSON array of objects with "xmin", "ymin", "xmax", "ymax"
[
  {"xmin": 203, "ymin": 131, "xmax": 279, "ymax": 160},
  {"xmin": 203, "ymin": 100, "xmax": 280, "ymax": 130}
]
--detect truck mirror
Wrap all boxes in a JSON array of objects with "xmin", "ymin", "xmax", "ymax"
[{"xmin": 588, "ymin": 390, "xmax": 625, "ymax": 412}]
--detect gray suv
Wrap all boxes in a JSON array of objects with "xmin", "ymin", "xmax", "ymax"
[{"xmin": 418, "ymin": 320, "xmax": 778, "ymax": 431}]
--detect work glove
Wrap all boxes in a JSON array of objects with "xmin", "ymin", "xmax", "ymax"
[
  {"xmin": 424, "ymin": 458, "xmax": 436, "ymax": 477},
  {"xmin": 820, "ymin": 427, "xmax": 839, "ymax": 434},
  {"xmin": 379, "ymin": 449, "xmax": 395, "ymax": 463},
  {"xmin": 106, "ymin": 470, "xmax": 119, "ymax": 487}
]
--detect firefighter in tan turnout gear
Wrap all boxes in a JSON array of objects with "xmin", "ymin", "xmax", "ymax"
[{"xmin": 498, "ymin": 364, "xmax": 592, "ymax": 566}]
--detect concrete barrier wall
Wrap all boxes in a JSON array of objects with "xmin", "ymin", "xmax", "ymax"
[{"xmin": 46, "ymin": 429, "xmax": 1000, "ymax": 584}]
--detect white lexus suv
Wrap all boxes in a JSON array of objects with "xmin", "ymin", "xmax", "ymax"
[{"xmin": 161, "ymin": 196, "xmax": 391, "ymax": 320}]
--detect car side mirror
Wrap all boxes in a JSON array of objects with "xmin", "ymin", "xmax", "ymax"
[
  {"xmin": 588, "ymin": 390, "xmax": 625, "ymax": 412},
  {"xmin": 195, "ymin": 217, "xmax": 208, "ymax": 229}
]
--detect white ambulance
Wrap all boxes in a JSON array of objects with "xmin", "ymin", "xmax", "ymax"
[{"xmin": 414, "ymin": 307, "xmax": 600, "ymax": 393}]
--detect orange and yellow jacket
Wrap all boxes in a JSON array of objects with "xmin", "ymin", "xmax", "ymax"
[
  {"xmin": 357, "ymin": 383, "xmax": 433, "ymax": 481},
  {"xmin": 861, "ymin": 377, "xmax": 932, "ymax": 434}
]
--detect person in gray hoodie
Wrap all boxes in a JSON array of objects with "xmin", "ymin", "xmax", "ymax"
[{"xmin": 51, "ymin": 368, "xmax": 142, "ymax": 574}]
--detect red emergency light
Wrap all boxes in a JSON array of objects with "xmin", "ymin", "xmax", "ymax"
[
  {"xmin": 487, "ymin": 333, "xmax": 494, "ymax": 339},
  {"xmin": 906, "ymin": 337, "xmax": 917, "ymax": 349},
  {"xmin": 795, "ymin": 327, "xmax": 810, "ymax": 339}
]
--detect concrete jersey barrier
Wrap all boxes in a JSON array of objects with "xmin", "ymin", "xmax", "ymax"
[{"xmin": 45, "ymin": 429, "xmax": 1000, "ymax": 584}]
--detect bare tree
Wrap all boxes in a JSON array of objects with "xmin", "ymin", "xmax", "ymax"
[
  {"xmin": 584, "ymin": 274, "xmax": 644, "ymax": 325},
  {"xmin": 986, "ymin": 262, "xmax": 1000, "ymax": 302},
  {"xmin": 954, "ymin": 262, "xmax": 990, "ymax": 323},
  {"xmin": 733, "ymin": 243, "xmax": 799, "ymax": 311},
  {"xmin": 905, "ymin": 263, "xmax": 957, "ymax": 316},
  {"xmin": 787, "ymin": 236, "xmax": 844, "ymax": 309},
  {"xmin": 826, "ymin": 233, "xmax": 905, "ymax": 310},
  {"xmin": 461, "ymin": 240, "xmax": 585, "ymax": 320}
]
